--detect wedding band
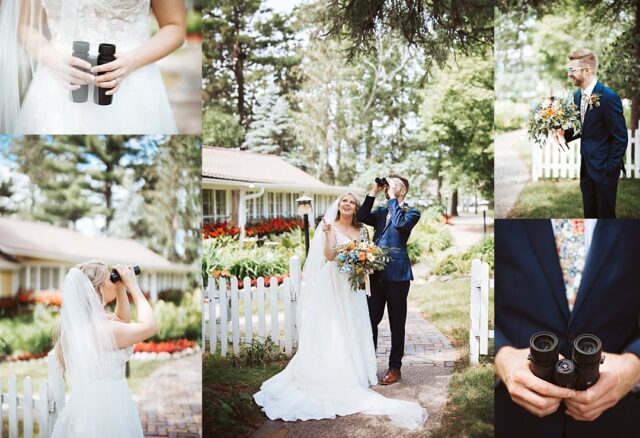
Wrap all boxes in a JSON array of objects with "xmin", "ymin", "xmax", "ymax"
[{"xmin": 115, "ymin": 79, "xmax": 121, "ymax": 86}]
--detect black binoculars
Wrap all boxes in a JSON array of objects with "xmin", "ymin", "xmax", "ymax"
[
  {"xmin": 375, "ymin": 177, "xmax": 388, "ymax": 187},
  {"xmin": 528, "ymin": 332, "xmax": 604, "ymax": 390},
  {"xmin": 70, "ymin": 41, "xmax": 117, "ymax": 106},
  {"xmin": 110, "ymin": 265, "xmax": 141, "ymax": 283}
]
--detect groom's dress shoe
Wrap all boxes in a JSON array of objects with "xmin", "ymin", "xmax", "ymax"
[{"xmin": 381, "ymin": 368, "xmax": 401, "ymax": 385}]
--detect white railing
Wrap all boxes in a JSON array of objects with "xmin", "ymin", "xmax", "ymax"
[
  {"xmin": 0, "ymin": 351, "xmax": 65, "ymax": 438},
  {"xmin": 469, "ymin": 259, "xmax": 494, "ymax": 365},
  {"xmin": 532, "ymin": 123, "xmax": 640, "ymax": 180},
  {"xmin": 203, "ymin": 256, "xmax": 302, "ymax": 356}
]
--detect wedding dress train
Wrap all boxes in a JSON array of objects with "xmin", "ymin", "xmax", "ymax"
[{"xmin": 254, "ymin": 217, "xmax": 427, "ymax": 430}]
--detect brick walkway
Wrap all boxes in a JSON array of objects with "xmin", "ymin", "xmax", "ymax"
[
  {"xmin": 136, "ymin": 353, "xmax": 202, "ymax": 437},
  {"xmin": 376, "ymin": 309, "xmax": 457, "ymax": 368}
]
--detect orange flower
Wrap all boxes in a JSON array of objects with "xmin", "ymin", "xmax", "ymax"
[
  {"xmin": 541, "ymin": 108, "xmax": 556, "ymax": 118},
  {"xmin": 359, "ymin": 251, "xmax": 366, "ymax": 261}
]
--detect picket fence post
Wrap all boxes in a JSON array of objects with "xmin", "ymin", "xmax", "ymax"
[
  {"xmin": 203, "ymin": 255, "xmax": 302, "ymax": 356},
  {"xmin": 469, "ymin": 259, "xmax": 494, "ymax": 365}
]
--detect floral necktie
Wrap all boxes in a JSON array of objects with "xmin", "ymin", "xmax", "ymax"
[
  {"xmin": 554, "ymin": 219, "xmax": 586, "ymax": 311},
  {"xmin": 580, "ymin": 93, "xmax": 589, "ymax": 124}
]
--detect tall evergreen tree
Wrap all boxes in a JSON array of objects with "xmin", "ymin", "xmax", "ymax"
[{"xmin": 241, "ymin": 79, "xmax": 292, "ymax": 154}]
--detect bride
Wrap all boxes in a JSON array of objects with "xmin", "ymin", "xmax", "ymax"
[
  {"xmin": 52, "ymin": 262, "xmax": 157, "ymax": 437},
  {"xmin": 0, "ymin": 0, "xmax": 185, "ymax": 134},
  {"xmin": 254, "ymin": 193, "xmax": 427, "ymax": 430}
]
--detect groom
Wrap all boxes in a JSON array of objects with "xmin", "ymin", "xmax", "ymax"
[
  {"xmin": 357, "ymin": 175, "xmax": 420, "ymax": 385},
  {"xmin": 556, "ymin": 49, "xmax": 628, "ymax": 218}
]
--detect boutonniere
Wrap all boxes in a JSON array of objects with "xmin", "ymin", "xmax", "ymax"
[
  {"xmin": 588, "ymin": 93, "xmax": 601, "ymax": 110},
  {"xmin": 401, "ymin": 203, "xmax": 410, "ymax": 212}
]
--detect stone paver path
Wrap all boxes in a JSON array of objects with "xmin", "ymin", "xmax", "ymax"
[
  {"xmin": 135, "ymin": 353, "xmax": 202, "ymax": 438},
  {"xmin": 495, "ymin": 129, "xmax": 529, "ymax": 218}
]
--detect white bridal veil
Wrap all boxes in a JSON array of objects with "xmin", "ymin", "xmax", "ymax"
[
  {"xmin": 53, "ymin": 268, "xmax": 118, "ymax": 436},
  {"xmin": 296, "ymin": 197, "xmax": 339, "ymax": 332}
]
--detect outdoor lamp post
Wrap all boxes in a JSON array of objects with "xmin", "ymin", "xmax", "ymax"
[{"xmin": 296, "ymin": 195, "xmax": 313, "ymax": 256}]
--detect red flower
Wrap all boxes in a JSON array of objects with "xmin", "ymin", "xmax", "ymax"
[{"xmin": 134, "ymin": 339, "xmax": 196, "ymax": 354}]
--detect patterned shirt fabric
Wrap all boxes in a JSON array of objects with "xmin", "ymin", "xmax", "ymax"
[
  {"xmin": 553, "ymin": 219, "xmax": 586, "ymax": 311},
  {"xmin": 580, "ymin": 93, "xmax": 589, "ymax": 124}
]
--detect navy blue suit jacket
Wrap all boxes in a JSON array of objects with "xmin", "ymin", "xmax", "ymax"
[
  {"xmin": 356, "ymin": 195, "xmax": 420, "ymax": 282},
  {"xmin": 495, "ymin": 220, "xmax": 640, "ymax": 437},
  {"xmin": 565, "ymin": 82, "xmax": 628, "ymax": 183}
]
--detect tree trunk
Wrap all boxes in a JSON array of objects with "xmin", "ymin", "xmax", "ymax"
[
  {"xmin": 632, "ymin": 1, "xmax": 640, "ymax": 132},
  {"xmin": 450, "ymin": 188, "xmax": 459, "ymax": 217},
  {"xmin": 232, "ymin": 6, "xmax": 246, "ymax": 129}
]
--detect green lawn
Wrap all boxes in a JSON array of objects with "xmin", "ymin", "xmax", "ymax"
[
  {"xmin": 509, "ymin": 178, "xmax": 640, "ymax": 218},
  {"xmin": 203, "ymin": 351, "xmax": 287, "ymax": 438},
  {"xmin": 410, "ymin": 276, "xmax": 494, "ymax": 437}
]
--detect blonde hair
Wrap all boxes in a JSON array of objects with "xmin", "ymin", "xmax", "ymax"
[
  {"xmin": 568, "ymin": 48, "xmax": 598, "ymax": 72},
  {"xmin": 54, "ymin": 261, "xmax": 109, "ymax": 376},
  {"xmin": 335, "ymin": 192, "xmax": 362, "ymax": 227}
]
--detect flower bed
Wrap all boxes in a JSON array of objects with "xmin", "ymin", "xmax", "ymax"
[
  {"xmin": 202, "ymin": 217, "xmax": 303, "ymax": 240},
  {"xmin": 134, "ymin": 339, "xmax": 196, "ymax": 354},
  {"xmin": 210, "ymin": 270, "xmax": 289, "ymax": 289}
]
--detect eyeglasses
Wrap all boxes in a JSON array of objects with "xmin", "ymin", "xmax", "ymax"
[{"xmin": 567, "ymin": 67, "xmax": 587, "ymax": 74}]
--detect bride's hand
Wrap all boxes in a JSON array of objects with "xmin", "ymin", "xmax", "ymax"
[
  {"xmin": 91, "ymin": 51, "xmax": 139, "ymax": 96},
  {"xmin": 42, "ymin": 48, "xmax": 94, "ymax": 90},
  {"xmin": 321, "ymin": 218, "xmax": 332, "ymax": 234},
  {"xmin": 114, "ymin": 264, "xmax": 138, "ymax": 290}
]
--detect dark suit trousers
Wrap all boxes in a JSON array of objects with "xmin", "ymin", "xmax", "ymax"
[
  {"xmin": 580, "ymin": 159, "xmax": 618, "ymax": 218},
  {"xmin": 368, "ymin": 276, "xmax": 410, "ymax": 369}
]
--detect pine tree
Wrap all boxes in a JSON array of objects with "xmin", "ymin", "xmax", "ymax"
[{"xmin": 241, "ymin": 79, "xmax": 292, "ymax": 154}]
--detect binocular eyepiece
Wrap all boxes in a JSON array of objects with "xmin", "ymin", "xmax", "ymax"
[
  {"xmin": 528, "ymin": 332, "xmax": 604, "ymax": 390},
  {"xmin": 110, "ymin": 265, "xmax": 141, "ymax": 283},
  {"xmin": 375, "ymin": 177, "xmax": 388, "ymax": 187}
]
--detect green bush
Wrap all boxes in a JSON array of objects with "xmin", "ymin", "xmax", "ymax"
[
  {"xmin": 495, "ymin": 100, "xmax": 529, "ymax": 132},
  {"xmin": 0, "ymin": 304, "xmax": 57, "ymax": 355},
  {"xmin": 431, "ymin": 236, "xmax": 494, "ymax": 277},
  {"xmin": 151, "ymin": 292, "xmax": 201, "ymax": 342},
  {"xmin": 186, "ymin": 9, "xmax": 203, "ymax": 35},
  {"xmin": 407, "ymin": 221, "xmax": 453, "ymax": 264}
]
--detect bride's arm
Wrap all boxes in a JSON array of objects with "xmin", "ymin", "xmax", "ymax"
[
  {"xmin": 92, "ymin": 0, "xmax": 186, "ymax": 95},
  {"xmin": 16, "ymin": 0, "xmax": 93, "ymax": 87},
  {"xmin": 112, "ymin": 287, "xmax": 132, "ymax": 323},
  {"xmin": 321, "ymin": 220, "xmax": 337, "ymax": 261},
  {"xmin": 109, "ymin": 266, "xmax": 158, "ymax": 349}
]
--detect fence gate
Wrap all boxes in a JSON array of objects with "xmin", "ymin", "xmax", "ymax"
[
  {"xmin": 0, "ymin": 351, "xmax": 65, "ymax": 438},
  {"xmin": 469, "ymin": 259, "xmax": 494, "ymax": 365},
  {"xmin": 203, "ymin": 256, "xmax": 301, "ymax": 356}
]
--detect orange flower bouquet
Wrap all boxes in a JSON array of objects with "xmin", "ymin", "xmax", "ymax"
[
  {"xmin": 334, "ymin": 240, "xmax": 389, "ymax": 292},
  {"xmin": 527, "ymin": 93, "xmax": 581, "ymax": 149}
]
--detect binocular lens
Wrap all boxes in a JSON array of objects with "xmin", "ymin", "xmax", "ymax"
[{"xmin": 375, "ymin": 177, "xmax": 388, "ymax": 186}]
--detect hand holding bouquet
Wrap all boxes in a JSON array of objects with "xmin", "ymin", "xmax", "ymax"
[
  {"xmin": 527, "ymin": 93, "xmax": 581, "ymax": 150},
  {"xmin": 335, "ymin": 240, "xmax": 389, "ymax": 293}
]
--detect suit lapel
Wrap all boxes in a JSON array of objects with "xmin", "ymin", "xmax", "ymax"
[
  {"xmin": 568, "ymin": 220, "xmax": 623, "ymax": 326},
  {"xmin": 524, "ymin": 221, "xmax": 570, "ymax": 321},
  {"xmin": 582, "ymin": 81, "xmax": 602, "ymax": 128}
]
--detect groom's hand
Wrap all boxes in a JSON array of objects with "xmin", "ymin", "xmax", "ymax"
[
  {"xmin": 565, "ymin": 352, "xmax": 640, "ymax": 421},
  {"xmin": 369, "ymin": 182, "xmax": 383, "ymax": 197},
  {"xmin": 496, "ymin": 346, "xmax": 576, "ymax": 417}
]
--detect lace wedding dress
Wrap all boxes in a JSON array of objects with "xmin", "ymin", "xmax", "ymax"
[
  {"xmin": 15, "ymin": 0, "xmax": 177, "ymax": 134},
  {"xmin": 254, "ymin": 205, "xmax": 427, "ymax": 430},
  {"xmin": 52, "ymin": 346, "xmax": 143, "ymax": 438}
]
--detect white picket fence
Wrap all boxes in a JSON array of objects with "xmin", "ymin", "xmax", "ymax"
[
  {"xmin": 202, "ymin": 256, "xmax": 301, "ymax": 356},
  {"xmin": 469, "ymin": 259, "xmax": 494, "ymax": 365},
  {"xmin": 532, "ymin": 123, "xmax": 640, "ymax": 180},
  {"xmin": 0, "ymin": 351, "xmax": 65, "ymax": 438}
]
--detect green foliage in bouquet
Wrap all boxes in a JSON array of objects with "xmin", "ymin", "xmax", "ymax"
[
  {"xmin": 527, "ymin": 93, "xmax": 581, "ymax": 147},
  {"xmin": 335, "ymin": 241, "xmax": 389, "ymax": 291}
]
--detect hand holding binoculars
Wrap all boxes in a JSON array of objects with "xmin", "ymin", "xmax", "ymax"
[
  {"xmin": 528, "ymin": 332, "xmax": 605, "ymax": 390},
  {"xmin": 110, "ymin": 265, "xmax": 141, "ymax": 283}
]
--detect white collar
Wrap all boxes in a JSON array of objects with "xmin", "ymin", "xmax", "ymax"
[{"xmin": 582, "ymin": 78, "xmax": 597, "ymax": 96}]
